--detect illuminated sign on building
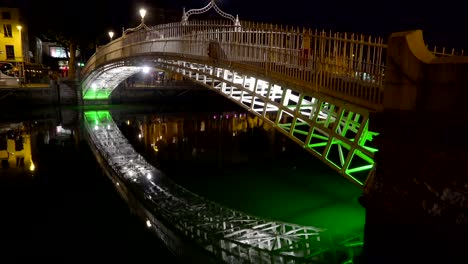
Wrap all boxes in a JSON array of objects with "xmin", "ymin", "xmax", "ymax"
[{"xmin": 49, "ymin": 46, "xmax": 68, "ymax": 58}]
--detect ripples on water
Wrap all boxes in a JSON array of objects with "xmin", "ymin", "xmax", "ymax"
[
  {"xmin": 0, "ymin": 106, "xmax": 180, "ymax": 262},
  {"xmin": 114, "ymin": 105, "xmax": 365, "ymax": 242}
]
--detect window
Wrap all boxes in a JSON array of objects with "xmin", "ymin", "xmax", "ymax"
[
  {"xmin": 2, "ymin": 12, "xmax": 11, "ymax": 20},
  {"xmin": 3, "ymin": 24, "xmax": 12, "ymax": 37},
  {"xmin": 5, "ymin": 45, "xmax": 15, "ymax": 60}
]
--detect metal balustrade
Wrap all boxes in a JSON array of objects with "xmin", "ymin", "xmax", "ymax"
[
  {"xmin": 81, "ymin": 19, "xmax": 462, "ymax": 111},
  {"xmin": 81, "ymin": 20, "xmax": 387, "ymax": 111}
]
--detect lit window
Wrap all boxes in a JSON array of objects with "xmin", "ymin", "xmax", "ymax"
[{"xmin": 3, "ymin": 24, "xmax": 12, "ymax": 37}]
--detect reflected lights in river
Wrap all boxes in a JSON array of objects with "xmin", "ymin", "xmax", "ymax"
[
  {"xmin": 0, "ymin": 126, "xmax": 33, "ymax": 172},
  {"xmin": 136, "ymin": 111, "xmax": 268, "ymax": 149},
  {"xmin": 29, "ymin": 159, "xmax": 35, "ymax": 171},
  {"xmin": 1, "ymin": 120, "xmax": 77, "ymax": 176}
]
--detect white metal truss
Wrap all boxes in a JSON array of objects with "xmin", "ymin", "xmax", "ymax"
[
  {"xmin": 82, "ymin": 61, "xmax": 144, "ymax": 100},
  {"xmin": 81, "ymin": 55, "xmax": 378, "ymax": 188},
  {"xmin": 84, "ymin": 111, "xmax": 334, "ymax": 264},
  {"xmin": 155, "ymin": 59, "xmax": 378, "ymax": 189}
]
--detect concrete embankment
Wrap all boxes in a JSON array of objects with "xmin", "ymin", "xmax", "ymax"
[
  {"xmin": 0, "ymin": 81, "xmax": 79, "ymax": 107},
  {"xmin": 0, "ymin": 81, "xmax": 221, "ymax": 107}
]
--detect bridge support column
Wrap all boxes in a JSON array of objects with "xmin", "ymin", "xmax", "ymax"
[{"xmin": 361, "ymin": 30, "xmax": 468, "ymax": 264}]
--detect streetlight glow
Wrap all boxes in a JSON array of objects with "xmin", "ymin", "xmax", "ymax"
[
  {"xmin": 108, "ymin": 31, "xmax": 114, "ymax": 41},
  {"xmin": 139, "ymin": 8, "xmax": 147, "ymax": 20},
  {"xmin": 16, "ymin": 25, "xmax": 23, "ymax": 80},
  {"xmin": 122, "ymin": 7, "xmax": 150, "ymax": 35}
]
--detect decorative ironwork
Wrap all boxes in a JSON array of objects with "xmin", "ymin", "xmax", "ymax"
[
  {"xmin": 81, "ymin": 20, "xmax": 386, "ymax": 111},
  {"xmin": 123, "ymin": 8, "xmax": 151, "ymax": 35},
  {"xmin": 181, "ymin": 0, "xmax": 240, "ymax": 27}
]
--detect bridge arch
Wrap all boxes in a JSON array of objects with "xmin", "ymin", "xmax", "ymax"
[
  {"xmin": 81, "ymin": 20, "xmax": 383, "ymax": 188},
  {"xmin": 83, "ymin": 56, "xmax": 377, "ymax": 189}
]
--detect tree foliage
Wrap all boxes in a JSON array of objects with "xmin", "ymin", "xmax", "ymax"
[
  {"xmin": 39, "ymin": 30, "xmax": 78, "ymax": 79},
  {"xmin": 23, "ymin": 0, "xmax": 113, "ymax": 80}
]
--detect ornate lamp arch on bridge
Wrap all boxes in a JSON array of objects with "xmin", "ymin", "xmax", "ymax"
[
  {"xmin": 123, "ymin": 8, "xmax": 151, "ymax": 36},
  {"xmin": 123, "ymin": 23, "xmax": 151, "ymax": 35},
  {"xmin": 181, "ymin": 0, "xmax": 241, "ymax": 27}
]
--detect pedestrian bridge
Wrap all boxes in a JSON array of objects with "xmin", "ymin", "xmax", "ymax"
[
  {"xmin": 80, "ymin": 2, "xmax": 462, "ymax": 263},
  {"xmin": 81, "ymin": 13, "xmax": 459, "ymax": 189},
  {"xmin": 80, "ymin": 16, "xmax": 392, "ymax": 189}
]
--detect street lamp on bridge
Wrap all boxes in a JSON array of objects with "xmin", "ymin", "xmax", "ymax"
[
  {"xmin": 123, "ymin": 7, "xmax": 150, "ymax": 35},
  {"xmin": 108, "ymin": 31, "xmax": 114, "ymax": 41}
]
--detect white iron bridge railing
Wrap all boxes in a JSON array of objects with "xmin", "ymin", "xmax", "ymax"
[
  {"xmin": 84, "ymin": 110, "xmax": 354, "ymax": 264},
  {"xmin": 82, "ymin": 20, "xmax": 465, "ymax": 111},
  {"xmin": 82, "ymin": 20, "xmax": 388, "ymax": 111}
]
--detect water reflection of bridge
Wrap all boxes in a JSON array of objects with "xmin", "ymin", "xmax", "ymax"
[{"xmin": 86, "ymin": 110, "xmax": 362, "ymax": 263}]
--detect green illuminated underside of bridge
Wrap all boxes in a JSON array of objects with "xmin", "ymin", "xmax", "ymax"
[
  {"xmin": 277, "ymin": 112, "xmax": 378, "ymax": 187},
  {"xmin": 83, "ymin": 89, "xmax": 112, "ymax": 100}
]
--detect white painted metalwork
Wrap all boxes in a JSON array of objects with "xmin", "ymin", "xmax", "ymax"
[
  {"xmin": 123, "ymin": 8, "xmax": 151, "ymax": 35},
  {"xmin": 181, "ymin": 0, "xmax": 240, "ymax": 27},
  {"xmin": 81, "ymin": 20, "xmax": 387, "ymax": 110},
  {"xmin": 156, "ymin": 59, "xmax": 377, "ymax": 189},
  {"xmin": 81, "ymin": 19, "xmax": 382, "ymax": 188},
  {"xmin": 84, "ymin": 111, "xmax": 334, "ymax": 263}
]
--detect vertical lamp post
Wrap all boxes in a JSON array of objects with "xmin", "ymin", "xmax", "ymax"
[
  {"xmin": 16, "ymin": 25, "xmax": 23, "ymax": 81},
  {"xmin": 108, "ymin": 31, "xmax": 114, "ymax": 41}
]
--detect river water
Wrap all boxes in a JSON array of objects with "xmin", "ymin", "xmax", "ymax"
[
  {"xmin": 0, "ymin": 107, "xmax": 181, "ymax": 262},
  {"xmin": 1, "ymin": 97, "xmax": 364, "ymax": 261}
]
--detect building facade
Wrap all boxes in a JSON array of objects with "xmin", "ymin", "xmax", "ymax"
[{"xmin": 0, "ymin": 7, "xmax": 27, "ymax": 64}]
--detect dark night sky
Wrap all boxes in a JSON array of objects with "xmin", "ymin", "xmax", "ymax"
[{"xmin": 12, "ymin": 0, "xmax": 468, "ymax": 50}]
